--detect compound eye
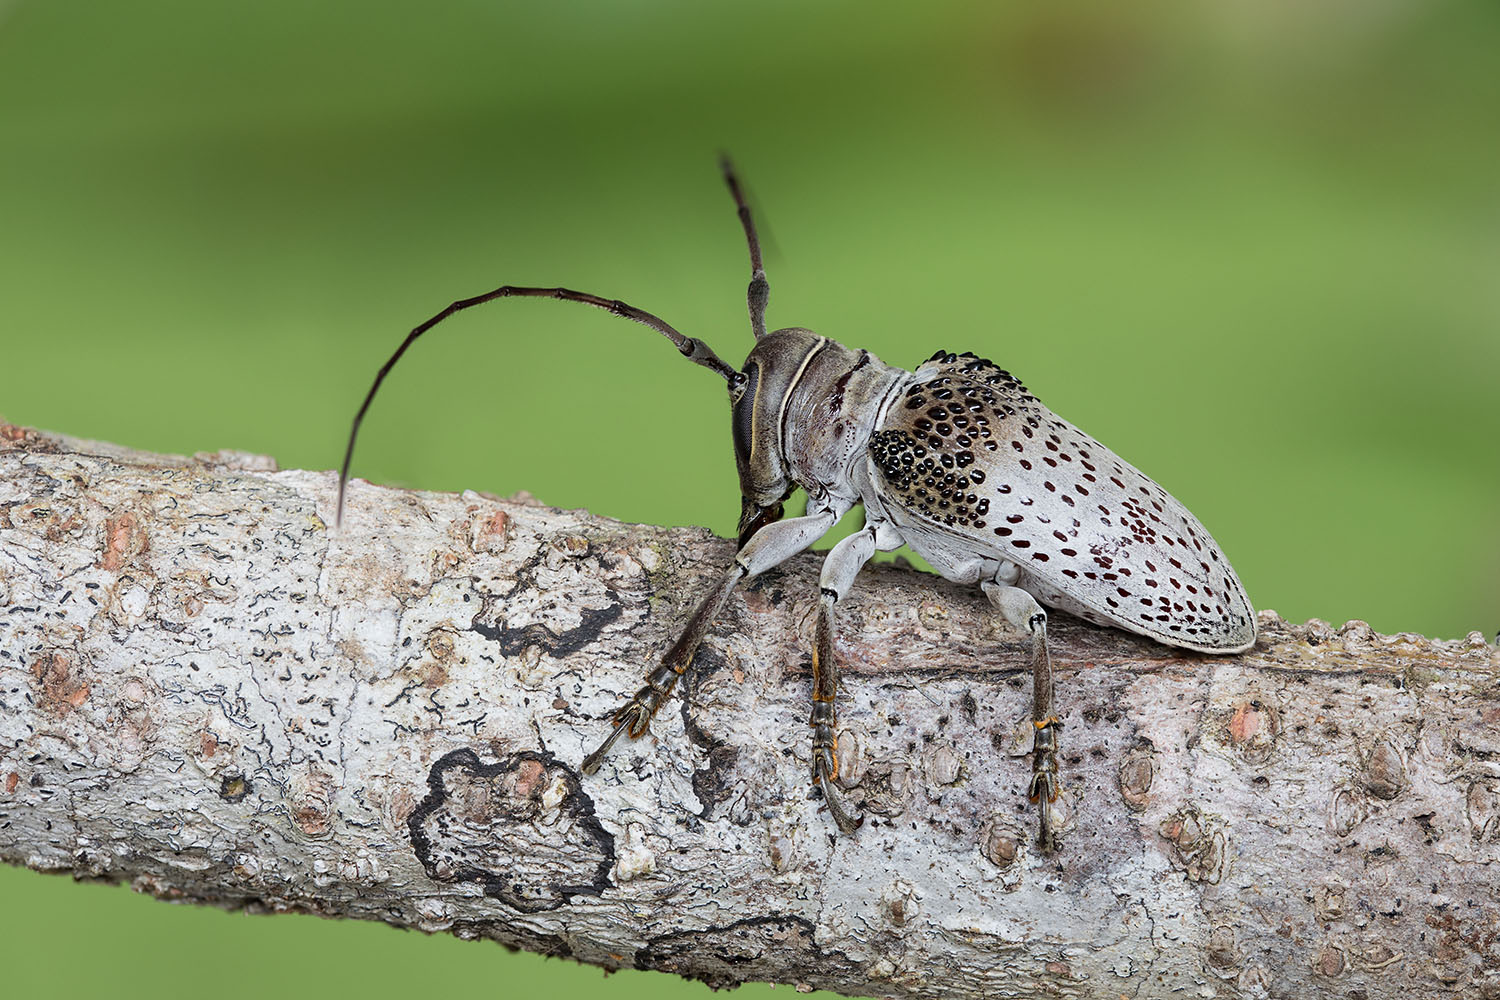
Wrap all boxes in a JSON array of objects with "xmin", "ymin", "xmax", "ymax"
[
  {"xmin": 728, "ymin": 369, "xmax": 749, "ymax": 401},
  {"xmin": 732, "ymin": 360, "xmax": 761, "ymax": 465}
]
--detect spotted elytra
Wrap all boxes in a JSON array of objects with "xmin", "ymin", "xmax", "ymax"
[{"xmin": 337, "ymin": 159, "xmax": 1255, "ymax": 852}]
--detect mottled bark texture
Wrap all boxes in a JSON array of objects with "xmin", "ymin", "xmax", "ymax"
[{"xmin": 2, "ymin": 424, "xmax": 1498, "ymax": 1000}]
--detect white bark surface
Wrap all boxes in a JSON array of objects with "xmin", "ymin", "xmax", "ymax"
[{"xmin": 2, "ymin": 424, "xmax": 1498, "ymax": 1000}]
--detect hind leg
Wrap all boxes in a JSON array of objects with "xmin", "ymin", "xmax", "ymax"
[{"xmin": 982, "ymin": 572, "xmax": 1060, "ymax": 854}]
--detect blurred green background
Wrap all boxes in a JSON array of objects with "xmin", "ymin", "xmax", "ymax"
[{"xmin": 1, "ymin": 0, "xmax": 1496, "ymax": 997}]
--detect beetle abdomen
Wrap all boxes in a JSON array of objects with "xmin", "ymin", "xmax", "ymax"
[{"xmin": 870, "ymin": 352, "xmax": 1254, "ymax": 653}]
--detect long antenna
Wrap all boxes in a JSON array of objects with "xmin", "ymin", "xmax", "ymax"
[
  {"xmin": 720, "ymin": 156, "xmax": 769, "ymax": 340},
  {"xmin": 336, "ymin": 284, "xmax": 738, "ymax": 526}
]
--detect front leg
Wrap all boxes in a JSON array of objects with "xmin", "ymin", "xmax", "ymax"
[
  {"xmin": 582, "ymin": 509, "xmax": 839, "ymax": 775},
  {"xmin": 982, "ymin": 577, "xmax": 1060, "ymax": 854},
  {"xmin": 810, "ymin": 525, "xmax": 878, "ymax": 833}
]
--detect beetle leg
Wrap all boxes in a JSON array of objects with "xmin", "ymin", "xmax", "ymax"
[
  {"xmin": 810, "ymin": 526, "xmax": 878, "ymax": 834},
  {"xmin": 982, "ymin": 580, "xmax": 1061, "ymax": 854},
  {"xmin": 582, "ymin": 509, "xmax": 840, "ymax": 775}
]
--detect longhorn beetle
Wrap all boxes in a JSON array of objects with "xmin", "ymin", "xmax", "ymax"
[{"xmin": 337, "ymin": 160, "xmax": 1255, "ymax": 852}]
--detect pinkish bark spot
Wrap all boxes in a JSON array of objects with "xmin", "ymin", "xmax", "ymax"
[{"xmin": 100, "ymin": 512, "xmax": 149, "ymax": 571}]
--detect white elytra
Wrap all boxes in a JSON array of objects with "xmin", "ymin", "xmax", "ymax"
[{"xmin": 867, "ymin": 350, "xmax": 1255, "ymax": 653}]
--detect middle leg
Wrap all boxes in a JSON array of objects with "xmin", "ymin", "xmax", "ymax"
[{"xmin": 810, "ymin": 524, "xmax": 879, "ymax": 833}]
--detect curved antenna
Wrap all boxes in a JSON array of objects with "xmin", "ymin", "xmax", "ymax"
[
  {"xmin": 720, "ymin": 156, "xmax": 769, "ymax": 340},
  {"xmin": 336, "ymin": 285, "xmax": 739, "ymax": 526}
]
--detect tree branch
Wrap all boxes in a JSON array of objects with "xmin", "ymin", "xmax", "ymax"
[{"xmin": 2, "ymin": 424, "xmax": 1498, "ymax": 999}]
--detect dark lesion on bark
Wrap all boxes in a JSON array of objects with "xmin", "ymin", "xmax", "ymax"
[
  {"xmin": 465, "ymin": 536, "xmax": 630, "ymax": 659},
  {"xmin": 407, "ymin": 748, "xmax": 616, "ymax": 912},
  {"xmin": 471, "ymin": 595, "xmax": 624, "ymax": 658}
]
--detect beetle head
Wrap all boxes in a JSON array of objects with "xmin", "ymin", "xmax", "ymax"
[{"xmin": 730, "ymin": 328, "xmax": 826, "ymax": 546}]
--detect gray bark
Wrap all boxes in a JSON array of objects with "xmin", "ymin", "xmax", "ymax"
[{"xmin": 2, "ymin": 423, "xmax": 1498, "ymax": 1000}]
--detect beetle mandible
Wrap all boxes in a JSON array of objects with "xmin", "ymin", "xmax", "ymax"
[{"xmin": 337, "ymin": 160, "xmax": 1256, "ymax": 852}]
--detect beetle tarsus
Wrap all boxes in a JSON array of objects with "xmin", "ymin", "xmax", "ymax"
[
  {"xmin": 1036, "ymin": 797, "xmax": 1059, "ymax": 856},
  {"xmin": 1028, "ymin": 716, "xmax": 1062, "ymax": 853},
  {"xmin": 581, "ymin": 704, "xmax": 648, "ymax": 774},
  {"xmin": 813, "ymin": 750, "xmax": 863, "ymax": 834}
]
